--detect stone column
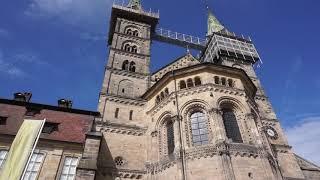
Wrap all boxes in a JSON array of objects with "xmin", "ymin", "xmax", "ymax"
[
  {"xmin": 76, "ymin": 131, "xmax": 102, "ymax": 180},
  {"xmin": 211, "ymin": 108, "xmax": 227, "ymax": 143},
  {"xmin": 172, "ymin": 115, "xmax": 181, "ymax": 155}
]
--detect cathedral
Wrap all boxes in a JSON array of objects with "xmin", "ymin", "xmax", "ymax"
[{"xmin": 0, "ymin": 0, "xmax": 320, "ymax": 180}]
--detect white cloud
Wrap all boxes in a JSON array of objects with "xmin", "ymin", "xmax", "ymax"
[
  {"xmin": 0, "ymin": 50, "xmax": 49, "ymax": 78},
  {"xmin": 25, "ymin": 0, "xmax": 112, "ymax": 28},
  {"xmin": 286, "ymin": 117, "xmax": 320, "ymax": 166},
  {"xmin": 0, "ymin": 52, "xmax": 27, "ymax": 78}
]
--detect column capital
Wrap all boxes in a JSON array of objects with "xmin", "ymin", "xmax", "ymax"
[{"xmin": 171, "ymin": 115, "xmax": 182, "ymax": 122}]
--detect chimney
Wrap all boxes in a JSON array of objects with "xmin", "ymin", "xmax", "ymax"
[
  {"xmin": 58, "ymin": 99, "xmax": 73, "ymax": 108},
  {"xmin": 14, "ymin": 92, "xmax": 32, "ymax": 102}
]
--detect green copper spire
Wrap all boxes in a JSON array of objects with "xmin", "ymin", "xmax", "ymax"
[
  {"xmin": 207, "ymin": 10, "xmax": 225, "ymax": 36},
  {"xmin": 128, "ymin": 0, "xmax": 142, "ymax": 10}
]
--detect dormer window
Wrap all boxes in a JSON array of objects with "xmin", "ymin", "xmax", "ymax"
[
  {"xmin": 42, "ymin": 122, "xmax": 59, "ymax": 134},
  {"xmin": 0, "ymin": 117, "xmax": 7, "ymax": 125}
]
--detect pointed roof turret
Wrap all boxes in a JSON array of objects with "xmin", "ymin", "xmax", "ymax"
[
  {"xmin": 128, "ymin": 0, "xmax": 142, "ymax": 10},
  {"xmin": 207, "ymin": 9, "xmax": 225, "ymax": 36}
]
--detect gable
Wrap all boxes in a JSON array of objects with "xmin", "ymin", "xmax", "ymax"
[
  {"xmin": 152, "ymin": 53, "xmax": 199, "ymax": 81},
  {"xmin": 295, "ymin": 154, "xmax": 320, "ymax": 170}
]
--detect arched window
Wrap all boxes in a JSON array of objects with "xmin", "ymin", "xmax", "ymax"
[
  {"xmin": 124, "ymin": 44, "xmax": 131, "ymax": 52},
  {"xmin": 156, "ymin": 96, "xmax": 160, "ymax": 104},
  {"xmin": 131, "ymin": 45, "xmax": 138, "ymax": 53},
  {"xmin": 228, "ymin": 79, "xmax": 234, "ymax": 87},
  {"xmin": 126, "ymin": 28, "xmax": 133, "ymax": 35},
  {"xmin": 164, "ymin": 88, "xmax": 169, "ymax": 96},
  {"xmin": 187, "ymin": 78, "xmax": 194, "ymax": 88},
  {"xmin": 166, "ymin": 120, "xmax": 175, "ymax": 155},
  {"xmin": 122, "ymin": 60, "xmax": 129, "ymax": 71},
  {"xmin": 221, "ymin": 77, "xmax": 226, "ymax": 86},
  {"xmin": 133, "ymin": 30, "xmax": 139, "ymax": 37},
  {"xmin": 214, "ymin": 76, "xmax": 220, "ymax": 84},
  {"xmin": 129, "ymin": 61, "xmax": 136, "ymax": 72},
  {"xmin": 194, "ymin": 76, "xmax": 201, "ymax": 86},
  {"xmin": 129, "ymin": 110, "xmax": 133, "ymax": 120},
  {"xmin": 160, "ymin": 92, "xmax": 165, "ymax": 100},
  {"xmin": 222, "ymin": 108, "xmax": 243, "ymax": 143},
  {"xmin": 180, "ymin": 80, "xmax": 186, "ymax": 89},
  {"xmin": 190, "ymin": 111, "xmax": 209, "ymax": 146}
]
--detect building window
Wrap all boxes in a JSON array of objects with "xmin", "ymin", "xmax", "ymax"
[
  {"xmin": 187, "ymin": 78, "xmax": 194, "ymax": 88},
  {"xmin": 129, "ymin": 110, "xmax": 133, "ymax": 120},
  {"xmin": 122, "ymin": 60, "xmax": 129, "ymax": 70},
  {"xmin": 129, "ymin": 61, "xmax": 136, "ymax": 72},
  {"xmin": 160, "ymin": 92, "xmax": 165, "ymax": 100},
  {"xmin": 194, "ymin": 76, "xmax": 201, "ymax": 86},
  {"xmin": 0, "ymin": 150, "xmax": 8, "ymax": 169},
  {"xmin": 156, "ymin": 96, "xmax": 160, "ymax": 104},
  {"xmin": 166, "ymin": 120, "xmax": 175, "ymax": 155},
  {"xmin": 133, "ymin": 30, "xmax": 139, "ymax": 37},
  {"xmin": 179, "ymin": 80, "xmax": 186, "ymax": 89},
  {"xmin": 114, "ymin": 156, "xmax": 124, "ymax": 166},
  {"xmin": 59, "ymin": 156, "xmax": 79, "ymax": 180},
  {"xmin": 0, "ymin": 116, "xmax": 7, "ymax": 125},
  {"xmin": 190, "ymin": 112, "xmax": 209, "ymax": 146},
  {"xmin": 23, "ymin": 152, "xmax": 45, "ymax": 180},
  {"xmin": 42, "ymin": 122, "xmax": 59, "ymax": 134},
  {"xmin": 164, "ymin": 88, "xmax": 169, "ymax": 96},
  {"xmin": 115, "ymin": 108, "xmax": 119, "ymax": 119},
  {"xmin": 131, "ymin": 45, "xmax": 138, "ymax": 53},
  {"xmin": 214, "ymin": 76, "xmax": 220, "ymax": 84},
  {"xmin": 222, "ymin": 108, "xmax": 243, "ymax": 143},
  {"xmin": 126, "ymin": 28, "xmax": 133, "ymax": 35},
  {"xmin": 228, "ymin": 79, "xmax": 234, "ymax": 87},
  {"xmin": 221, "ymin": 77, "xmax": 226, "ymax": 86}
]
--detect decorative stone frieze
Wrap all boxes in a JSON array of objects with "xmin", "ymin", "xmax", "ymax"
[
  {"xmin": 104, "ymin": 95, "xmax": 146, "ymax": 107},
  {"xmin": 97, "ymin": 121, "xmax": 147, "ymax": 136},
  {"xmin": 106, "ymin": 67, "xmax": 148, "ymax": 79},
  {"xmin": 145, "ymin": 154, "xmax": 179, "ymax": 173}
]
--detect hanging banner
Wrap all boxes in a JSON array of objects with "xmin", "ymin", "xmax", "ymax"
[{"xmin": 0, "ymin": 119, "xmax": 45, "ymax": 180}]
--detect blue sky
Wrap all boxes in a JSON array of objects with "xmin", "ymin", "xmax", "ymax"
[{"xmin": 1, "ymin": 0, "xmax": 320, "ymax": 164}]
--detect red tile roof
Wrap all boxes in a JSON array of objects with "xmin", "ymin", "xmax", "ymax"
[{"xmin": 0, "ymin": 99, "xmax": 99, "ymax": 144}]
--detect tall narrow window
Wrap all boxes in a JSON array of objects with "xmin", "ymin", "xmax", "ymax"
[
  {"xmin": 122, "ymin": 60, "xmax": 129, "ymax": 70},
  {"xmin": 132, "ymin": 45, "xmax": 138, "ymax": 53},
  {"xmin": 129, "ymin": 110, "xmax": 133, "ymax": 120},
  {"xmin": 133, "ymin": 30, "xmax": 139, "ymax": 37},
  {"xmin": 115, "ymin": 108, "xmax": 119, "ymax": 119},
  {"xmin": 190, "ymin": 112, "xmax": 209, "ymax": 146},
  {"xmin": 228, "ymin": 79, "xmax": 234, "ymax": 87},
  {"xmin": 221, "ymin": 78, "xmax": 226, "ymax": 86},
  {"xmin": 59, "ymin": 157, "xmax": 79, "ymax": 180},
  {"xmin": 179, "ymin": 80, "xmax": 186, "ymax": 89},
  {"xmin": 166, "ymin": 120, "xmax": 175, "ymax": 155},
  {"xmin": 194, "ymin": 76, "xmax": 201, "ymax": 86},
  {"xmin": 23, "ymin": 152, "xmax": 45, "ymax": 180},
  {"xmin": 214, "ymin": 76, "xmax": 220, "ymax": 84},
  {"xmin": 164, "ymin": 88, "xmax": 169, "ymax": 96},
  {"xmin": 0, "ymin": 150, "xmax": 8, "ymax": 169},
  {"xmin": 222, "ymin": 108, "xmax": 243, "ymax": 143},
  {"xmin": 187, "ymin": 78, "xmax": 194, "ymax": 88},
  {"xmin": 160, "ymin": 92, "xmax": 165, "ymax": 100},
  {"xmin": 156, "ymin": 96, "xmax": 160, "ymax": 104},
  {"xmin": 129, "ymin": 61, "xmax": 136, "ymax": 72}
]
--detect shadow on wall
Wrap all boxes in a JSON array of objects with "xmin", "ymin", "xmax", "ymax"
[{"xmin": 96, "ymin": 138, "xmax": 118, "ymax": 180}]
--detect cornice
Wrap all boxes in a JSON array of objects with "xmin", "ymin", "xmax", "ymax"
[
  {"xmin": 115, "ymin": 32, "xmax": 150, "ymax": 42},
  {"xmin": 110, "ymin": 47, "xmax": 150, "ymax": 58},
  {"xmin": 101, "ymin": 94, "xmax": 146, "ymax": 107},
  {"xmin": 96, "ymin": 121, "xmax": 147, "ymax": 136},
  {"xmin": 106, "ymin": 67, "xmax": 149, "ymax": 79}
]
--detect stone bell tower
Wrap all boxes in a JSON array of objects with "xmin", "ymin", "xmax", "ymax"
[{"xmin": 98, "ymin": 0, "xmax": 159, "ymax": 119}]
